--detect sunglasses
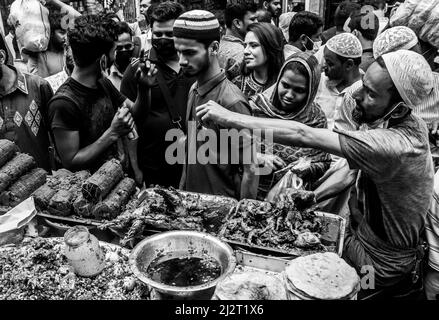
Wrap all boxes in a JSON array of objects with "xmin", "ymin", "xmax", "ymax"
[{"xmin": 153, "ymin": 32, "xmax": 174, "ymax": 38}]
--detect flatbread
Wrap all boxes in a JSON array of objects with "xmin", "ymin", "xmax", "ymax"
[
  {"xmin": 215, "ymin": 271, "xmax": 287, "ymax": 300},
  {"xmin": 284, "ymin": 252, "xmax": 360, "ymax": 300}
]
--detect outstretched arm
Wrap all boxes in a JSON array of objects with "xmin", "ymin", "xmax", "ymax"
[
  {"xmin": 44, "ymin": 0, "xmax": 81, "ymax": 18},
  {"xmin": 196, "ymin": 101, "xmax": 344, "ymax": 158}
]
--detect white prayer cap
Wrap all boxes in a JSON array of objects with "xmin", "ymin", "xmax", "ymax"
[
  {"xmin": 373, "ymin": 26, "xmax": 419, "ymax": 59},
  {"xmin": 381, "ymin": 50, "xmax": 434, "ymax": 108},
  {"xmin": 326, "ymin": 33, "xmax": 363, "ymax": 58}
]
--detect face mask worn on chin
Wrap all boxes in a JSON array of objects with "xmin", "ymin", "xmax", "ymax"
[
  {"xmin": 358, "ymin": 102, "xmax": 406, "ymax": 131},
  {"xmin": 305, "ymin": 36, "xmax": 321, "ymax": 54},
  {"xmin": 152, "ymin": 38, "xmax": 177, "ymax": 58},
  {"xmin": 115, "ymin": 50, "xmax": 133, "ymax": 74}
]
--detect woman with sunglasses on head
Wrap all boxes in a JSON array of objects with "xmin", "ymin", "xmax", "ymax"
[
  {"xmin": 248, "ymin": 52, "xmax": 331, "ymax": 200},
  {"xmin": 231, "ymin": 22, "xmax": 284, "ymax": 100}
]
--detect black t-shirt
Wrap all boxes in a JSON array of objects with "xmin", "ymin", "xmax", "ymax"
[
  {"xmin": 48, "ymin": 77, "xmax": 126, "ymax": 171},
  {"xmin": 121, "ymin": 49, "xmax": 195, "ymax": 187}
]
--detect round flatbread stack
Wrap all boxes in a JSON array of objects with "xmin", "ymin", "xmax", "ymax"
[
  {"xmin": 214, "ymin": 270, "xmax": 287, "ymax": 300},
  {"xmin": 284, "ymin": 252, "xmax": 360, "ymax": 300}
]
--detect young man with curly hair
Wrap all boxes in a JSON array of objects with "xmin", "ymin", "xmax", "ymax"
[{"xmin": 48, "ymin": 14, "xmax": 144, "ymax": 173}]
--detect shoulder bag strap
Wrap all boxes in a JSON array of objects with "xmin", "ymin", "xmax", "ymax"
[{"xmin": 156, "ymin": 69, "xmax": 184, "ymax": 131}]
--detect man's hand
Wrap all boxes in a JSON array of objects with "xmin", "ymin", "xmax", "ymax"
[
  {"xmin": 389, "ymin": 2, "xmax": 401, "ymax": 18},
  {"xmin": 196, "ymin": 100, "xmax": 234, "ymax": 128},
  {"xmin": 110, "ymin": 108, "xmax": 135, "ymax": 139},
  {"xmin": 257, "ymin": 153, "xmax": 286, "ymax": 172},
  {"xmin": 135, "ymin": 50, "xmax": 158, "ymax": 88}
]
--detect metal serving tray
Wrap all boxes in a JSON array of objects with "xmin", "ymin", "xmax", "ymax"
[{"xmin": 218, "ymin": 198, "xmax": 346, "ymax": 258}]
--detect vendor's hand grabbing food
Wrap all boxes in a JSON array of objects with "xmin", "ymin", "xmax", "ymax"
[{"xmin": 219, "ymin": 189, "xmax": 324, "ymax": 252}]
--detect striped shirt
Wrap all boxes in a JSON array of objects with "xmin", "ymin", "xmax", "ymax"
[{"xmin": 427, "ymin": 170, "xmax": 439, "ymax": 272}]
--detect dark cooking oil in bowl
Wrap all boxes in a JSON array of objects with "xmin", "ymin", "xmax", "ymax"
[{"xmin": 145, "ymin": 252, "xmax": 222, "ymax": 287}]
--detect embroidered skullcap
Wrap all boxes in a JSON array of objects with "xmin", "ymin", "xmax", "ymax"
[
  {"xmin": 173, "ymin": 10, "xmax": 220, "ymax": 41},
  {"xmin": 373, "ymin": 26, "xmax": 419, "ymax": 59},
  {"xmin": 326, "ymin": 33, "xmax": 363, "ymax": 58},
  {"xmin": 381, "ymin": 50, "xmax": 434, "ymax": 108}
]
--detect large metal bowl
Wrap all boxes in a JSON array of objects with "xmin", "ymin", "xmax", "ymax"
[{"xmin": 129, "ymin": 230, "xmax": 236, "ymax": 299}]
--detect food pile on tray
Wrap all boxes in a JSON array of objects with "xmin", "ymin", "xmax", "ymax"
[
  {"xmin": 100, "ymin": 186, "xmax": 238, "ymax": 245},
  {"xmin": 33, "ymin": 159, "xmax": 136, "ymax": 220},
  {"xmin": 0, "ymin": 140, "xmax": 47, "ymax": 214},
  {"xmin": 219, "ymin": 189, "xmax": 325, "ymax": 253},
  {"xmin": 0, "ymin": 237, "xmax": 149, "ymax": 300}
]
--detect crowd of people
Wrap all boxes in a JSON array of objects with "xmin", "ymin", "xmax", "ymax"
[{"xmin": 1, "ymin": 0, "xmax": 439, "ymax": 300}]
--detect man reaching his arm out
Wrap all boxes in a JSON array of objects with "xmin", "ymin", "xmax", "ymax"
[{"xmin": 197, "ymin": 50, "xmax": 435, "ymax": 295}]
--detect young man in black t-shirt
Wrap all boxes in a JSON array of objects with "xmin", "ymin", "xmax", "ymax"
[{"xmin": 48, "ymin": 15, "xmax": 138, "ymax": 173}]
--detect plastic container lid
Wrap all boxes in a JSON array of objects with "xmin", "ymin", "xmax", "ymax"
[{"xmin": 64, "ymin": 226, "xmax": 90, "ymax": 248}]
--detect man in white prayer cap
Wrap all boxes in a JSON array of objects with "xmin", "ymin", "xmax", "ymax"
[
  {"xmin": 337, "ymin": 26, "xmax": 439, "ymax": 134},
  {"xmin": 314, "ymin": 33, "xmax": 363, "ymax": 130},
  {"xmin": 373, "ymin": 26, "xmax": 420, "ymax": 59},
  {"xmin": 195, "ymin": 49, "xmax": 434, "ymax": 297}
]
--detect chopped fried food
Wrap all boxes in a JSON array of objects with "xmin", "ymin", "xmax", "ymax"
[
  {"xmin": 100, "ymin": 187, "xmax": 237, "ymax": 246},
  {"xmin": 220, "ymin": 195, "xmax": 324, "ymax": 252},
  {"xmin": 0, "ymin": 237, "xmax": 149, "ymax": 300}
]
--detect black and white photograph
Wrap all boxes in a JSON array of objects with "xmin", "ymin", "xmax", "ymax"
[{"xmin": 0, "ymin": 0, "xmax": 438, "ymax": 309}]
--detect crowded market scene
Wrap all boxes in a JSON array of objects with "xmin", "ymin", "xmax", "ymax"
[{"xmin": 0, "ymin": 0, "xmax": 438, "ymax": 302}]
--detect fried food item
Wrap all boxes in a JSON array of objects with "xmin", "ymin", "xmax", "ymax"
[
  {"xmin": 0, "ymin": 153, "xmax": 36, "ymax": 193},
  {"xmin": 0, "ymin": 139, "xmax": 18, "ymax": 168},
  {"xmin": 0, "ymin": 237, "xmax": 149, "ymax": 300},
  {"xmin": 101, "ymin": 186, "xmax": 237, "ymax": 246},
  {"xmin": 0, "ymin": 168, "xmax": 47, "ymax": 206},
  {"xmin": 82, "ymin": 159, "xmax": 124, "ymax": 202},
  {"xmin": 220, "ymin": 190, "xmax": 323, "ymax": 252},
  {"xmin": 215, "ymin": 271, "xmax": 287, "ymax": 300}
]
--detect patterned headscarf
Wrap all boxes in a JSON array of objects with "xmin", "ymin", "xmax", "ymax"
[
  {"xmin": 373, "ymin": 26, "xmax": 419, "ymax": 59},
  {"xmin": 250, "ymin": 51, "xmax": 321, "ymax": 120},
  {"xmin": 326, "ymin": 33, "xmax": 362, "ymax": 58},
  {"xmin": 381, "ymin": 50, "xmax": 434, "ymax": 108}
]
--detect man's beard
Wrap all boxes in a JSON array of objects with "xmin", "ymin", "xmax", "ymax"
[
  {"xmin": 183, "ymin": 51, "xmax": 210, "ymax": 77},
  {"xmin": 0, "ymin": 66, "xmax": 3, "ymax": 81},
  {"xmin": 352, "ymin": 105, "xmax": 364, "ymax": 124}
]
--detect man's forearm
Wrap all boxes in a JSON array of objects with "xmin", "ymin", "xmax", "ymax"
[
  {"xmin": 224, "ymin": 114, "xmax": 344, "ymax": 158},
  {"xmin": 225, "ymin": 114, "xmax": 309, "ymax": 146},
  {"xmin": 49, "ymin": 0, "xmax": 81, "ymax": 17},
  {"xmin": 69, "ymin": 128, "xmax": 118, "ymax": 169}
]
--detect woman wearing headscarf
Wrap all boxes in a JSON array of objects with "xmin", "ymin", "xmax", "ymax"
[
  {"xmin": 232, "ymin": 22, "xmax": 284, "ymax": 100},
  {"xmin": 250, "ymin": 52, "xmax": 331, "ymax": 200}
]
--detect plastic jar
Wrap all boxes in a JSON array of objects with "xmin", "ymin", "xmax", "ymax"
[{"xmin": 63, "ymin": 226, "xmax": 105, "ymax": 277}]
